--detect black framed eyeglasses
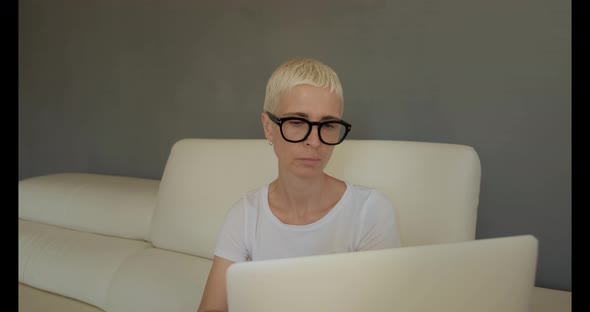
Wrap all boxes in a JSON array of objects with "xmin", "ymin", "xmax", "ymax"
[{"xmin": 266, "ymin": 112, "xmax": 352, "ymax": 145}]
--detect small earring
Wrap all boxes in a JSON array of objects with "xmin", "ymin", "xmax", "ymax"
[{"xmin": 269, "ymin": 141, "xmax": 273, "ymax": 146}]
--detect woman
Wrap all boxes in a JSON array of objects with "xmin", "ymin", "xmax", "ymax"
[{"xmin": 197, "ymin": 57, "xmax": 401, "ymax": 312}]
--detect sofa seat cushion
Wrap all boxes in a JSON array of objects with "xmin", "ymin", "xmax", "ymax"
[
  {"xmin": 19, "ymin": 220, "xmax": 151, "ymax": 310},
  {"xmin": 19, "ymin": 283, "xmax": 104, "ymax": 312},
  {"xmin": 105, "ymin": 248, "xmax": 213, "ymax": 312}
]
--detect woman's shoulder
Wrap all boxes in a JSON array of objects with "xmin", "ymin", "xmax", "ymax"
[
  {"xmin": 242, "ymin": 184, "xmax": 268, "ymax": 202},
  {"xmin": 229, "ymin": 184, "xmax": 269, "ymax": 212},
  {"xmin": 345, "ymin": 183, "xmax": 386, "ymax": 197},
  {"xmin": 344, "ymin": 183, "xmax": 394, "ymax": 209}
]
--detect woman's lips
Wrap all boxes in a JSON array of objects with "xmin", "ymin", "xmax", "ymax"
[{"xmin": 297, "ymin": 158, "xmax": 322, "ymax": 166}]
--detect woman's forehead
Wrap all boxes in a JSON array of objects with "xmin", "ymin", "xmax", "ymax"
[{"xmin": 277, "ymin": 85, "xmax": 343, "ymax": 117}]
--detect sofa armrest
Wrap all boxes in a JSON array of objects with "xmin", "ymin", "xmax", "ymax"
[{"xmin": 531, "ymin": 287, "xmax": 571, "ymax": 312}]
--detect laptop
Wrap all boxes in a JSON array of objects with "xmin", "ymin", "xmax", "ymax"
[{"xmin": 226, "ymin": 235, "xmax": 538, "ymax": 312}]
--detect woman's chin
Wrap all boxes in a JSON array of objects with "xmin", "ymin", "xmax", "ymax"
[{"xmin": 290, "ymin": 165, "xmax": 326, "ymax": 179}]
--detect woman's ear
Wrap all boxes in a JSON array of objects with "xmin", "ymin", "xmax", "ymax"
[{"xmin": 261, "ymin": 112, "xmax": 275, "ymax": 142}]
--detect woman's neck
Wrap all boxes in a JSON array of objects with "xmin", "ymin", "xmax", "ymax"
[
  {"xmin": 270, "ymin": 173, "xmax": 330, "ymax": 211},
  {"xmin": 268, "ymin": 172, "xmax": 346, "ymax": 226}
]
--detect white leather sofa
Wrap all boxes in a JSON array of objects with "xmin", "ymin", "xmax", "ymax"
[{"xmin": 18, "ymin": 139, "xmax": 570, "ymax": 312}]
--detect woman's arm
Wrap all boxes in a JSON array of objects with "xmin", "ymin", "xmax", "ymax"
[{"xmin": 197, "ymin": 256, "xmax": 235, "ymax": 312}]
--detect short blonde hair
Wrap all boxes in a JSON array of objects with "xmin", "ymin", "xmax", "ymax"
[{"xmin": 263, "ymin": 57, "xmax": 343, "ymax": 114}]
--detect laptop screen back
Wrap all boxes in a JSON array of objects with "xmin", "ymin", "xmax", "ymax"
[{"xmin": 226, "ymin": 235, "xmax": 538, "ymax": 312}]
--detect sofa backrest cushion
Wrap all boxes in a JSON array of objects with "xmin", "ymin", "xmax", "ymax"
[
  {"xmin": 150, "ymin": 139, "xmax": 277, "ymax": 258},
  {"xmin": 18, "ymin": 173, "xmax": 159, "ymax": 240},
  {"xmin": 325, "ymin": 140, "xmax": 481, "ymax": 247},
  {"xmin": 150, "ymin": 139, "xmax": 481, "ymax": 259}
]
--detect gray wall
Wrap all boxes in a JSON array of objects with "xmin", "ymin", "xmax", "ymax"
[{"xmin": 19, "ymin": 0, "xmax": 571, "ymax": 291}]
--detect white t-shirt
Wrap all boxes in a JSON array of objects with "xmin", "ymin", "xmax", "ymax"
[{"xmin": 214, "ymin": 182, "xmax": 401, "ymax": 263}]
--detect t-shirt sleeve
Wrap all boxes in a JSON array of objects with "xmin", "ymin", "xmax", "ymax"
[
  {"xmin": 356, "ymin": 190, "xmax": 402, "ymax": 251},
  {"xmin": 213, "ymin": 199, "xmax": 250, "ymax": 263}
]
